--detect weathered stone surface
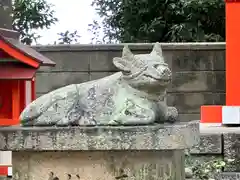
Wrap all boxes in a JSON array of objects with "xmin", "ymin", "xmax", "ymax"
[
  {"xmin": 170, "ymin": 71, "xmax": 225, "ymax": 93},
  {"xmin": 34, "ymin": 43, "xmax": 225, "ymax": 72},
  {"xmin": 36, "ymin": 72, "xmax": 226, "ymax": 100},
  {"xmin": 224, "ymin": 134, "xmax": 240, "ymax": 172},
  {"xmin": 213, "ymin": 93, "xmax": 226, "ymax": 105},
  {"xmin": 178, "ymin": 113, "xmax": 200, "ymax": 122},
  {"xmin": 172, "ymin": 50, "xmax": 225, "ymax": 71},
  {"xmin": 215, "ymin": 71, "xmax": 226, "ymax": 92},
  {"xmin": 23, "ymin": 104, "xmax": 199, "ymax": 122},
  {"xmin": 168, "ymin": 92, "xmax": 215, "ymax": 114},
  {"xmin": 171, "ymin": 71, "xmax": 213, "ymax": 92},
  {"xmin": 22, "ymin": 43, "xmax": 178, "ymax": 126},
  {"xmin": 215, "ymin": 172, "xmax": 240, "ymax": 180},
  {"xmin": 28, "ymin": 92, "xmax": 206, "ymax": 122},
  {"xmin": 37, "ymin": 70, "xmax": 226, "ymax": 96},
  {"xmin": 38, "ymin": 51, "xmax": 91, "ymax": 72},
  {"xmin": 190, "ymin": 134, "xmax": 222, "ymax": 154},
  {"xmin": 32, "ymin": 43, "xmax": 225, "ymax": 122},
  {"xmin": 11, "ymin": 150, "xmax": 185, "ymax": 180},
  {"xmin": 167, "ymin": 92, "xmax": 225, "ymax": 114},
  {"xmin": 11, "ymin": 152, "xmax": 30, "ymax": 180},
  {"xmin": 0, "ymin": 121, "xmax": 199, "ymax": 151},
  {"xmin": 36, "ymin": 72, "xmax": 89, "ymax": 93},
  {"xmin": 89, "ymin": 72, "xmax": 114, "ymax": 81}
]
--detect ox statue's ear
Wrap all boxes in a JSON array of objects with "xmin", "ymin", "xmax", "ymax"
[
  {"xmin": 112, "ymin": 45, "xmax": 134, "ymax": 72},
  {"xmin": 122, "ymin": 45, "xmax": 134, "ymax": 60},
  {"xmin": 151, "ymin": 42, "xmax": 163, "ymax": 57}
]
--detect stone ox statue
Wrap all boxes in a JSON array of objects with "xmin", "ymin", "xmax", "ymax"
[{"xmin": 20, "ymin": 43, "xmax": 178, "ymax": 126}]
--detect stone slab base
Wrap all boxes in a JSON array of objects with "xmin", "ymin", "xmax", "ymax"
[
  {"xmin": 12, "ymin": 150, "xmax": 185, "ymax": 180},
  {"xmin": 215, "ymin": 172, "xmax": 240, "ymax": 180},
  {"xmin": 0, "ymin": 121, "xmax": 198, "ymax": 180}
]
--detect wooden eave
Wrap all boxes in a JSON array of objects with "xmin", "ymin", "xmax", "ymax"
[
  {"xmin": 0, "ymin": 34, "xmax": 55, "ymax": 68},
  {"xmin": 0, "ymin": 62, "xmax": 37, "ymax": 80}
]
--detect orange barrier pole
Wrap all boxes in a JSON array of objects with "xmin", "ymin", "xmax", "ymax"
[
  {"xmin": 226, "ymin": 0, "xmax": 240, "ymax": 105},
  {"xmin": 201, "ymin": 0, "xmax": 240, "ymax": 124}
]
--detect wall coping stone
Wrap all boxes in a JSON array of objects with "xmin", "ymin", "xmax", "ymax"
[
  {"xmin": 0, "ymin": 121, "xmax": 199, "ymax": 151},
  {"xmin": 32, "ymin": 43, "xmax": 225, "ymax": 52},
  {"xmin": 215, "ymin": 172, "xmax": 240, "ymax": 180}
]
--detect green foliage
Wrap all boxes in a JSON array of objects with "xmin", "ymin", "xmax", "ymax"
[
  {"xmin": 185, "ymin": 155, "xmax": 235, "ymax": 180},
  {"xmin": 192, "ymin": 159, "xmax": 225, "ymax": 179},
  {"xmin": 88, "ymin": 20, "xmax": 104, "ymax": 44},
  {"xmin": 12, "ymin": 0, "xmax": 58, "ymax": 45},
  {"xmin": 89, "ymin": 0, "xmax": 225, "ymax": 43},
  {"xmin": 55, "ymin": 30, "xmax": 81, "ymax": 44}
]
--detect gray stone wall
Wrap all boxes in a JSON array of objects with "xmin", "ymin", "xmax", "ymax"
[{"xmin": 34, "ymin": 43, "xmax": 226, "ymax": 122}]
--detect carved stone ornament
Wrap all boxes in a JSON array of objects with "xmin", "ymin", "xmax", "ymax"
[{"xmin": 20, "ymin": 43, "xmax": 178, "ymax": 126}]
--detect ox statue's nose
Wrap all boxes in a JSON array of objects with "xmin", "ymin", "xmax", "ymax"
[{"xmin": 148, "ymin": 64, "xmax": 172, "ymax": 80}]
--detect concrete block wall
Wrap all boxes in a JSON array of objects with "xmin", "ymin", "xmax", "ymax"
[{"xmin": 34, "ymin": 43, "xmax": 226, "ymax": 122}]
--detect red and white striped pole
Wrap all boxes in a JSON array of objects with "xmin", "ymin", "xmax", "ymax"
[
  {"xmin": 201, "ymin": 0, "xmax": 240, "ymax": 126},
  {"xmin": 0, "ymin": 151, "xmax": 12, "ymax": 177},
  {"xmin": 0, "ymin": 166, "xmax": 12, "ymax": 177}
]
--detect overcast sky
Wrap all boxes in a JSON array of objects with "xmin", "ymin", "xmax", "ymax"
[{"xmin": 36, "ymin": 0, "xmax": 99, "ymax": 45}]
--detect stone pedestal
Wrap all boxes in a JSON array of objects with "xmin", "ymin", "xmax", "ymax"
[
  {"xmin": 224, "ymin": 133, "xmax": 240, "ymax": 172},
  {"xmin": 0, "ymin": 121, "xmax": 199, "ymax": 180}
]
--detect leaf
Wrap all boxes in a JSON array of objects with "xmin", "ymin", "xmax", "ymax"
[
  {"xmin": 12, "ymin": 0, "xmax": 58, "ymax": 45},
  {"xmin": 56, "ymin": 30, "xmax": 81, "ymax": 44},
  {"xmin": 89, "ymin": 0, "xmax": 225, "ymax": 43}
]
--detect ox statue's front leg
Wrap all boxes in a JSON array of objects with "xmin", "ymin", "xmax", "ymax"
[{"xmin": 166, "ymin": 106, "xmax": 179, "ymax": 123}]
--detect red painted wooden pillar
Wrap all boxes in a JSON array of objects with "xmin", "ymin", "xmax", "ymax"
[
  {"xmin": 226, "ymin": 0, "xmax": 240, "ymax": 105},
  {"xmin": 200, "ymin": 0, "xmax": 240, "ymax": 124}
]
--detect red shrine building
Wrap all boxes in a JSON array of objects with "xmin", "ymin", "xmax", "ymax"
[{"xmin": 0, "ymin": 28, "xmax": 55, "ymax": 126}]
